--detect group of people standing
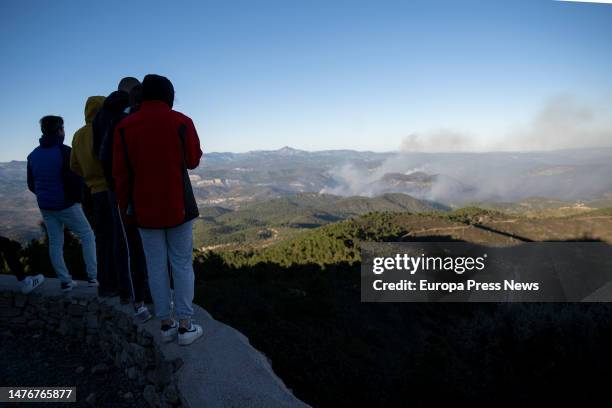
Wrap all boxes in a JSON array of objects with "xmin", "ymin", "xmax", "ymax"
[{"xmin": 23, "ymin": 74, "xmax": 204, "ymax": 346}]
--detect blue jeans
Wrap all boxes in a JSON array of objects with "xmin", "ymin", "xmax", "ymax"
[
  {"xmin": 139, "ymin": 220, "xmax": 195, "ymax": 320},
  {"xmin": 40, "ymin": 203, "xmax": 97, "ymax": 283}
]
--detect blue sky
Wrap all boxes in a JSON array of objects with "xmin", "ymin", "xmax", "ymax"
[{"xmin": 0, "ymin": 0, "xmax": 611, "ymax": 160}]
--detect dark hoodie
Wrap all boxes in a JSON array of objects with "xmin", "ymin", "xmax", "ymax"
[
  {"xmin": 92, "ymin": 90, "xmax": 129, "ymax": 157},
  {"xmin": 93, "ymin": 90, "xmax": 130, "ymax": 189}
]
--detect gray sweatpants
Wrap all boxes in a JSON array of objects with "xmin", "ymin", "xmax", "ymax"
[{"xmin": 138, "ymin": 220, "xmax": 195, "ymax": 320}]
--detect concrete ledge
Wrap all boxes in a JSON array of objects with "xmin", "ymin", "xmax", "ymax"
[{"xmin": 0, "ymin": 275, "xmax": 310, "ymax": 408}]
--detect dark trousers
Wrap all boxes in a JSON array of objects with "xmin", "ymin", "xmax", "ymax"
[
  {"xmin": 109, "ymin": 191, "xmax": 150, "ymax": 304},
  {"xmin": 92, "ymin": 191, "xmax": 117, "ymax": 293},
  {"xmin": 0, "ymin": 236, "xmax": 25, "ymax": 281}
]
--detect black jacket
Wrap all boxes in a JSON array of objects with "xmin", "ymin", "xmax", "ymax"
[{"xmin": 92, "ymin": 90, "xmax": 130, "ymax": 189}]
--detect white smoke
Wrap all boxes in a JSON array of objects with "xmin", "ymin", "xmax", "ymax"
[
  {"xmin": 501, "ymin": 94, "xmax": 612, "ymax": 151},
  {"xmin": 321, "ymin": 95, "xmax": 612, "ymax": 204},
  {"xmin": 400, "ymin": 129, "xmax": 478, "ymax": 153}
]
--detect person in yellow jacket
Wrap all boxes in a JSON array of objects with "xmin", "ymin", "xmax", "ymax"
[
  {"xmin": 70, "ymin": 96, "xmax": 110, "ymax": 295},
  {"xmin": 71, "ymin": 96, "xmax": 107, "ymax": 193}
]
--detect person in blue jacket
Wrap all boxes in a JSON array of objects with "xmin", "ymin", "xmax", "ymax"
[{"xmin": 27, "ymin": 115, "xmax": 98, "ymax": 292}]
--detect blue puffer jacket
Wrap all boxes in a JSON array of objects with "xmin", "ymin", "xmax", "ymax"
[{"xmin": 27, "ymin": 135, "xmax": 84, "ymax": 210}]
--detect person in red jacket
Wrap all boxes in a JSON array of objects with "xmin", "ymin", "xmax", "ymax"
[{"xmin": 113, "ymin": 74, "xmax": 203, "ymax": 346}]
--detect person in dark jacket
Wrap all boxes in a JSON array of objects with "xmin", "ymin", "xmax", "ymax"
[
  {"xmin": 91, "ymin": 87, "xmax": 129, "ymax": 298},
  {"xmin": 95, "ymin": 79, "xmax": 152, "ymax": 323},
  {"xmin": 113, "ymin": 74, "xmax": 203, "ymax": 345},
  {"xmin": 0, "ymin": 235, "xmax": 45, "ymax": 294},
  {"xmin": 92, "ymin": 77, "xmax": 150, "ymax": 302},
  {"xmin": 27, "ymin": 115, "xmax": 97, "ymax": 292}
]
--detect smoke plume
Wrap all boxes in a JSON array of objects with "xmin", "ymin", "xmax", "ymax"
[{"xmin": 321, "ymin": 95, "xmax": 612, "ymax": 204}]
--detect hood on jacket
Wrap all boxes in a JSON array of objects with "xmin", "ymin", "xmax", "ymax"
[
  {"xmin": 84, "ymin": 96, "xmax": 106, "ymax": 123},
  {"xmin": 39, "ymin": 134, "xmax": 63, "ymax": 148},
  {"xmin": 103, "ymin": 90, "xmax": 130, "ymax": 114}
]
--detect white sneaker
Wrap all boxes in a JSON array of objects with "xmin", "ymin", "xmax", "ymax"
[
  {"xmin": 20, "ymin": 274, "xmax": 45, "ymax": 294},
  {"xmin": 87, "ymin": 278, "xmax": 99, "ymax": 287},
  {"xmin": 161, "ymin": 321, "xmax": 179, "ymax": 343},
  {"xmin": 134, "ymin": 305, "xmax": 153, "ymax": 324},
  {"xmin": 178, "ymin": 323, "xmax": 203, "ymax": 346}
]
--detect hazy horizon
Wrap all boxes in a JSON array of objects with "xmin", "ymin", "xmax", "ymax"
[{"xmin": 3, "ymin": 143, "xmax": 612, "ymax": 163}]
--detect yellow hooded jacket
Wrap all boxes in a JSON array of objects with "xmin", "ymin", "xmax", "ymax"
[{"xmin": 70, "ymin": 96, "xmax": 107, "ymax": 193}]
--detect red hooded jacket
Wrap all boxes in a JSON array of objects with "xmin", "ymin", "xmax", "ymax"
[{"xmin": 112, "ymin": 100, "xmax": 202, "ymax": 228}]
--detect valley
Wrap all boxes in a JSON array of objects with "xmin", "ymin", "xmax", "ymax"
[{"xmin": 2, "ymin": 146, "xmax": 611, "ymax": 246}]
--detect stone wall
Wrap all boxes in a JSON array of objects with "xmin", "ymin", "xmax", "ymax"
[{"xmin": 0, "ymin": 290, "xmax": 183, "ymax": 408}]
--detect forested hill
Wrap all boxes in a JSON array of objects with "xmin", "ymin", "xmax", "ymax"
[
  {"xmin": 193, "ymin": 192, "xmax": 444, "ymax": 249},
  {"xmin": 214, "ymin": 207, "xmax": 612, "ymax": 267}
]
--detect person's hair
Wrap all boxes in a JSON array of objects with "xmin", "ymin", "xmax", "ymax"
[
  {"xmin": 142, "ymin": 74, "xmax": 174, "ymax": 108},
  {"xmin": 39, "ymin": 115, "xmax": 64, "ymax": 136},
  {"xmin": 129, "ymin": 83, "xmax": 143, "ymax": 109},
  {"xmin": 117, "ymin": 76, "xmax": 141, "ymax": 93}
]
